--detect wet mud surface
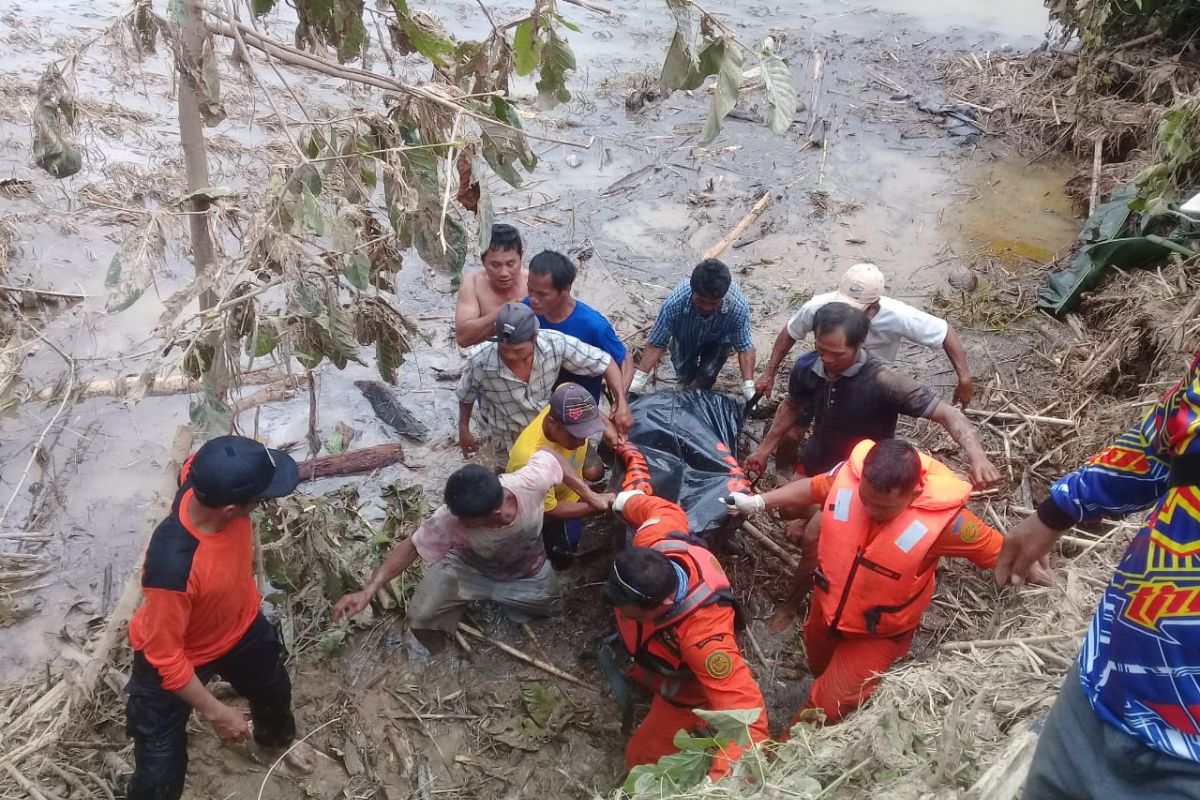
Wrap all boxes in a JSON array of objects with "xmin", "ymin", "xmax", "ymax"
[{"xmin": 0, "ymin": 0, "xmax": 1084, "ymax": 796}]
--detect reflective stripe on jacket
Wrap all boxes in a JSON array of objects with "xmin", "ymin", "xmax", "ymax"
[
  {"xmin": 616, "ymin": 536, "xmax": 734, "ymax": 705},
  {"xmin": 815, "ymin": 439, "xmax": 971, "ymax": 637}
]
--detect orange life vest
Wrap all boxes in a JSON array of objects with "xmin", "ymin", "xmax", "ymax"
[
  {"xmin": 813, "ymin": 439, "xmax": 971, "ymax": 637},
  {"xmin": 615, "ymin": 536, "xmax": 735, "ymax": 706}
]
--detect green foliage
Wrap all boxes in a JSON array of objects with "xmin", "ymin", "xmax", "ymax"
[
  {"xmin": 1047, "ymin": 0, "xmax": 1200, "ymax": 54},
  {"xmin": 622, "ymin": 708, "xmax": 762, "ymax": 796},
  {"xmin": 31, "ymin": 62, "xmax": 82, "ymax": 179},
  {"xmin": 387, "ymin": 0, "xmax": 456, "ymax": 65},
  {"xmin": 1135, "ymin": 98, "xmax": 1200, "ymax": 213},
  {"xmin": 757, "ymin": 39, "xmax": 797, "ymax": 135},
  {"xmin": 295, "ymin": 0, "xmax": 368, "ymax": 63},
  {"xmin": 509, "ymin": 6, "xmax": 578, "ymax": 109},
  {"xmin": 699, "ymin": 39, "xmax": 742, "ymax": 144},
  {"xmin": 485, "ymin": 682, "xmax": 580, "ymax": 751}
]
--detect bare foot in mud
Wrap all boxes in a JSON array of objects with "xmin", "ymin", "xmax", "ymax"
[
  {"xmin": 244, "ymin": 740, "xmax": 318, "ymax": 774},
  {"xmin": 767, "ymin": 606, "xmax": 799, "ymax": 635}
]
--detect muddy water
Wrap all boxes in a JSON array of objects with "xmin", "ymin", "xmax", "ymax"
[{"xmin": 0, "ymin": 0, "xmax": 1072, "ymax": 687}]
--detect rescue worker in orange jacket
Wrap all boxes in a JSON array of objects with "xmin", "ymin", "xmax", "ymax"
[
  {"xmin": 607, "ymin": 442, "xmax": 768, "ymax": 778},
  {"xmin": 725, "ymin": 437, "xmax": 1045, "ymax": 726}
]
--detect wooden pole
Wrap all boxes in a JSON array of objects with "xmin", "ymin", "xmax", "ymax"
[
  {"xmin": 740, "ymin": 521, "xmax": 798, "ymax": 570},
  {"xmin": 177, "ymin": 0, "xmax": 218, "ymax": 311},
  {"xmin": 703, "ymin": 192, "xmax": 773, "ymax": 260},
  {"xmin": 963, "ymin": 408, "xmax": 1076, "ymax": 428}
]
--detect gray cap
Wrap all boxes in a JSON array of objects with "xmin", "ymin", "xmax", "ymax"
[
  {"xmin": 493, "ymin": 302, "xmax": 539, "ymax": 344},
  {"xmin": 549, "ymin": 382, "xmax": 604, "ymax": 438}
]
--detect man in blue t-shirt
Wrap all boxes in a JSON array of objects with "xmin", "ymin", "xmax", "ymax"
[{"xmin": 525, "ymin": 250, "xmax": 630, "ymax": 402}]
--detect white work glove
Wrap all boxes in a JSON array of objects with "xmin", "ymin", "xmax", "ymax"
[
  {"xmin": 629, "ymin": 369, "xmax": 652, "ymax": 395},
  {"xmin": 742, "ymin": 380, "xmax": 756, "ymax": 402},
  {"xmin": 613, "ymin": 489, "xmax": 645, "ymax": 513},
  {"xmin": 722, "ymin": 492, "xmax": 765, "ymax": 515}
]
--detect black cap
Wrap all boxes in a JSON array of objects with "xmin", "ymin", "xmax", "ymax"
[
  {"xmin": 492, "ymin": 302, "xmax": 540, "ymax": 344},
  {"xmin": 189, "ymin": 435, "xmax": 300, "ymax": 507}
]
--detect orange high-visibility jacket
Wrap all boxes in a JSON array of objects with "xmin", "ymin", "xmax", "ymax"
[
  {"xmin": 814, "ymin": 439, "xmax": 972, "ymax": 637},
  {"xmin": 616, "ymin": 535, "xmax": 735, "ymax": 705}
]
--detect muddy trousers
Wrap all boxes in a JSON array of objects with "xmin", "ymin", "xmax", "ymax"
[
  {"xmin": 791, "ymin": 608, "xmax": 914, "ymax": 727},
  {"xmin": 124, "ymin": 614, "xmax": 296, "ymax": 800},
  {"xmin": 1023, "ymin": 671, "xmax": 1200, "ymax": 800},
  {"xmin": 670, "ymin": 342, "xmax": 731, "ymax": 389}
]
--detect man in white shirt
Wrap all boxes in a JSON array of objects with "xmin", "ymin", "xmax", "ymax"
[{"xmin": 754, "ymin": 263, "xmax": 974, "ymax": 407}]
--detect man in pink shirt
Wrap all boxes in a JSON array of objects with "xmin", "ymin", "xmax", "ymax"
[{"xmin": 333, "ymin": 449, "xmax": 611, "ymax": 648}]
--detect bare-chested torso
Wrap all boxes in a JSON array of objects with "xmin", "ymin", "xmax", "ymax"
[{"xmin": 454, "ymin": 267, "xmax": 529, "ymax": 347}]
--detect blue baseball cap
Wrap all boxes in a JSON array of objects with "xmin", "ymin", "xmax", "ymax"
[{"xmin": 189, "ymin": 435, "xmax": 300, "ymax": 507}]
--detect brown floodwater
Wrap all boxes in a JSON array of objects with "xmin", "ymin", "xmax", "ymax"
[{"xmin": 0, "ymin": 0, "xmax": 1072, "ymax": 683}]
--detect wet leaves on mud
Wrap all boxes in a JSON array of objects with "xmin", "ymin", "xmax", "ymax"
[
  {"xmin": 31, "ymin": 63, "xmax": 82, "ymax": 179},
  {"xmin": 484, "ymin": 682, "xmax": 577, "ymax": 751}
]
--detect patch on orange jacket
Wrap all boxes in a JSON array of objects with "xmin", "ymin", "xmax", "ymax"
[{"xmin": 705, "ymin": 651, "xmax": 733, "ymax": 679}]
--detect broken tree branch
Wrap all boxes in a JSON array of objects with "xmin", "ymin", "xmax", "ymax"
[
  {"xmin": 703, "ymin": 192, "xmax": 773, "ymax": 260},
  {"xmin": 939, "ymin": 629, "xmax": 1086, "ymax": 651},
  {"xmin": 740, "ymin": 521, "xmax": 798, "ymax": 570},
  {"xmin": 457, "ymin": 623, "xmax": 597, "ymax": 691},
  {"xmin": 31, "ymin": 366, "xmax": 301, "ymax": 403}
]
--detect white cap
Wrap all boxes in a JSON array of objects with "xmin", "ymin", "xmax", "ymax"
[{"xmin": 833, "ymin": 263, "xmax": 885, "ymax": 309}]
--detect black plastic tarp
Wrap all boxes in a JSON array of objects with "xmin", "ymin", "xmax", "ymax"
[{"xmin": 612, "ymin": 389, "xmax": 749, "ymax": 534}]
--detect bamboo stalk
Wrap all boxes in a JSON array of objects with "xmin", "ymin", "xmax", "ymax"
[
  {"xmin": 963, "ymin": 408, "xmax": 1075, "ymax": 427},
  {"xmin": 939, "ymin": 629, "xmax": 1086, "ymax": 651},
  {"xmin": 456, "ymin": 623, "xmax": 596, "ymax": 691},
  {"xmin": 703, "ymin": 192, "xmax": 772, "ymax": 260}
]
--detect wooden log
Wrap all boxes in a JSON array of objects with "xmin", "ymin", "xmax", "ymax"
[
  {"xmin": 703, "ymin": 193, "xmax": 772, "ymax": 260},
  {"xmin": 31, "ymin": 366, "xmax": 300, "ymax": 403},
  {"xmin": 1089, "ymin": 137, "xmax": 1103, "ymax": 218},
  {"xmin": 295, "ymin": 443, "xmax": 405, "ymax": 481},
  {"xmin": 230, "ymin": 373, "xmax": 310, "ymax": 417}
]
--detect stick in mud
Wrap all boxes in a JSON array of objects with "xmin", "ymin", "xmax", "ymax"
[
  {"xmin": 456, "ymin": 623, "xmax": 597, "ymax": 692},
  {"xmin": 703, "ymin": 192, "xmax": 773, "ymax": 260}
]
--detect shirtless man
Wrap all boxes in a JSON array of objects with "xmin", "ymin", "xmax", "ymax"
[{"xmin": 455, "ymin": 223, "xmax": 529, "ymax": 348}]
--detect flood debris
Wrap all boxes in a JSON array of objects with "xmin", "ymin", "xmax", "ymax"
[{"xmin": 355, "ymin": 380, "xmax": 430, "ymax": 442}]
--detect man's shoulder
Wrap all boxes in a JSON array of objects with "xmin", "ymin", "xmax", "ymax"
[
  {"xmin": 143, "ymin": 513, "xmax": 199, "ymax": 592},
  {"xmin": 572, "ymin": 300, "xmax": 616, "ymax": 329},
  {"xmin": 791, "ymin": 350, "xmax": 821, "ymax": 376}
]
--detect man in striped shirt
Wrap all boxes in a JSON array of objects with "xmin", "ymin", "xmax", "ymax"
[
  {"xmin": 456, "ymin": 303, "xmax": 632, "ymax": 456},
  {"xmin": 629, "ymin": 259, "xmax": 757, "ymax": 399}
]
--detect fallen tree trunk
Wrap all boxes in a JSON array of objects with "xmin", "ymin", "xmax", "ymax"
[
  {"xmin": 31, "ymin": 366, "xmax": 299, "ymax": 403},
  {"xmin": 296, "ymin": 443, "xmax": 405, "ymax": 481}
]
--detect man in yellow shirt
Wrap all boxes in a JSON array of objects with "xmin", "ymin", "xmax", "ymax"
[{"xmin": 507, "ymin": 382, "xmax": 609, "ymax": 569}]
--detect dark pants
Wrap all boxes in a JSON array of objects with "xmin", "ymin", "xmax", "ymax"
[
  {"xmin": 1024, "ymin": 670, "xmax": 1200, "ymax": 800},
  {"xmin": 543, "ymin": 517, "xmax": 583, "ymax": 570},
  {"xmin": 670, "ymin": 342, "xmax": 730, "ymax": 389},
  {"xmin": 125, "ymin": 614, "xmax": 296, "ymax": 800}
]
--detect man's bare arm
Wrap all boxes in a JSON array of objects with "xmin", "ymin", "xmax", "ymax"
[
  {"xmin": 454, "ymin": 274, "xmax": 498, "ymax": 348},
  {"xmin": 736, "ymin": 346, "xmax": 757, "ymax": 382},
  {"xmin": 755, "ymin": 327, "xmax": 797, "ymax": 397},
  {"xmin": 927, "ymin": 401, "xmax": 999, "ymax": 488},
  {"xmin": 537, "ymin": 447, "xmax": 611, "ymax": 510},
  {"xmin": 941, "ymin": 323, "xmax": 973, "ymax": 408}
]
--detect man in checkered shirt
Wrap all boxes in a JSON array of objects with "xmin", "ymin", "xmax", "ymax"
[
  {"xmin": 456, "ymin": 303, "xmax": 633, "ymax": 456},
  {"xmin": 629, "ymin": 259, "xmax": 757, "ymax": 400}
]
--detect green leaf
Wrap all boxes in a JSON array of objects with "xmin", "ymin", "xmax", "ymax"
[
  {"xmin": 245, "ymin": 318, "xmax": 280, "ymax": 358},
  {"xmin": 623, "ymin": 749, "xmax": 709, "ymax": 794},
  {"xmin": 552, "ymin": 12, "xmax": 582, "ymax": 33},
  {"xmin": 392, "ymin": 12, "xmax": 455, "ymax": 66},
  {"xmin": 325, "ymin": 428, "xmax": 346, "ymax": 455},
  {"xmin": 251, "ymin": 0, "xmax": 277, "ymax": 15},
  {"xmin": 660, "ymin": 31, "xmax": 697, "ymax": 93},
  {"xmin": 318, "ymin": 627, "xmax": 348, "ymax": 656},
  {"xmin": 322, "ymin": 304, "xmax": 361, "ymax": 369},
  {"xmin": 699, "ymin": 39, "xmax": 742, "ymax": 144},
  {"xmin": 342, "ymin": 253, "xmax": 370, "ymax": 290},
  {"xmin": 188, "ymin": 381, "xmax": 232, "ymax": 435},
  {"xmin": 535, "ymin": 27, "xmax": 576, "ymax": 109},
  {"xmin": 512, "ymin": 19, "xmax": 540, "ymax": 76},
  {"xmin": 692, "ymin": 707, "xmax": 761, "ymax": 747},
  {"xmin": 301, "ymin": 191, "xmax": 325, "ymax": 236},
  {"xmin": 295, "ymin": 162, "xmax": 323, "ymax": 196},
  {"xmin": 410, "ymin": 205, "xmax": 468, "ymax": 276},
  {"xmin": 105, "ymin": 218, "xmax": 165, "ymax": 313},
  {"xmin": 758, "ymin": 41, "xmax": 797, "ymax": 135}
]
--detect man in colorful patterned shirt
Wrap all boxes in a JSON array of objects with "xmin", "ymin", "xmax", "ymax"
[{"xmin": 998, "ymin": 351, "xmax": 1200, "ymax": 799}]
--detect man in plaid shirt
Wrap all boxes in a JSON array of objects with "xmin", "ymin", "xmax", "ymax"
[
  {"xmin": 456, "ymin": 303, "xmax": 632, "ymax": 456},
  {"xmin": 629, "ymin": 259, "xmax": 757, "ymax": 399}
]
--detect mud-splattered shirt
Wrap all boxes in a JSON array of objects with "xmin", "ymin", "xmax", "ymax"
[{"xmin": 411, "ymin": 450, "xmax": 563, "ymax": 581}]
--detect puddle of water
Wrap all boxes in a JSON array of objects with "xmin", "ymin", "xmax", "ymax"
[{"xmin": 943, "ymin": 157, "xmax": 1082, "ymax": 267}]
